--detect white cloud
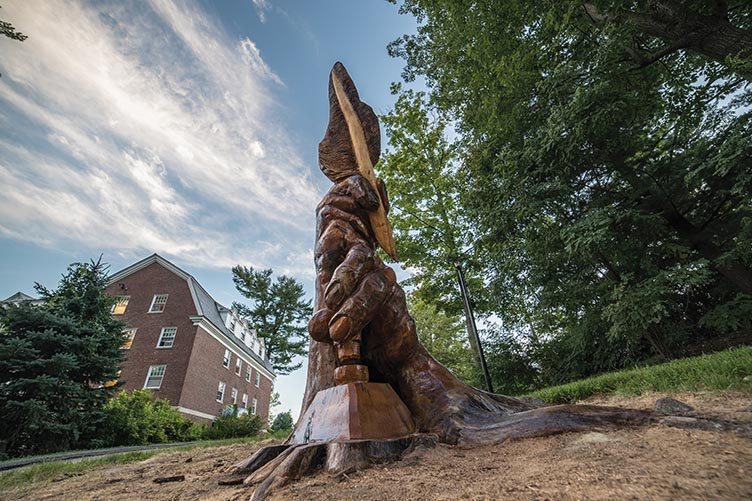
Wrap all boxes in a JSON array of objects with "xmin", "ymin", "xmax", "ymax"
[
  {"xmin": 251, "ymin": 0, "xmax": 272, "ymax": 23},
  {"xmin": 0, "ymin": 0, "xmax": 320, "ymax": 277}
]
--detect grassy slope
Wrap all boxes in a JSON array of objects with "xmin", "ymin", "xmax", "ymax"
[{"xmin": 529, "ymin": 346, "xmax": 752, "ymax": 404}]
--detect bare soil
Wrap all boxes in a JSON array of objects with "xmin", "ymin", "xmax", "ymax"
[{"xmin": 5, "ymin": 391, "xmax": 752, "ymax": 501}]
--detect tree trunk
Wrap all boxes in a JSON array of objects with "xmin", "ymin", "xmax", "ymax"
[{"xmin": 583, "ymin": 1, "xmax": 752, "ymax": 74}]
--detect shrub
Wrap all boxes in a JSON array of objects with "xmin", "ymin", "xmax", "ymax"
[
  {"xmin": 203, "ymin": 406, "xmax": 262, "ymax": 440},
  {"xmin": 269, "ymin": 411, "xmax": 293, "ymax": 434},
  {"xmin": 100, "ymin": 390, "xmax": 201, "ymax": 446}
]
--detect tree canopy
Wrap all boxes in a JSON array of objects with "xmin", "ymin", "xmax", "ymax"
[
  {"xmin": 232, "ymin": 266, "xmax": 312, "ymax": 375},
  {"xmin": 386, "ymin": 0, "xmax": 752, "ymax": 386},
  {"xmin": 0, "ymin": 259, "xmax": 125, "ymax": 457}
]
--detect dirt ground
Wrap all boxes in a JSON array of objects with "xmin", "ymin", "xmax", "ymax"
[{"xmin": 5, "ymin": 391, "xmax": 752, "ymax": 501}]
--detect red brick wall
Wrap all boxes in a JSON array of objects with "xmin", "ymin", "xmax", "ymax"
[
  {"xmin": 105, "ymin": 262, "xmax": 198, "ymax": 405},
  {"xmin": 180, "ymin": 327, "xmax": 274, "ymax": 424}
]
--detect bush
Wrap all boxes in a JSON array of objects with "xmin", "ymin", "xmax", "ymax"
[
  {"xmin": 270, "ymin": 411, "xmax": 293, "ymax": 434},
  {"xmin": 100, "ymin": 390, "xmax": 202, "ymax": 446},
  {"xmin": 203, "ymin": 406, "xmax": 262, "ymax": 440}
]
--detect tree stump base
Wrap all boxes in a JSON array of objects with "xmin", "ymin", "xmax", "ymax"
[
  {"xmin": 289, "ymin": 382, "xmax": 416, "ymax": 444},
  {"xmin": 222, "ymin": 434, "xmax": 437, "ymax": 500}
]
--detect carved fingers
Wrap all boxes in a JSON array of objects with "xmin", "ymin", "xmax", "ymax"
[{"xmin": 324, "ymin": 243, "xmax": 375, "ymax": 309}]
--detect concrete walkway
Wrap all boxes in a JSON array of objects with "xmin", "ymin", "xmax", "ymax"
[{"xmin": 0, "ymin": 442, "xmax": 196, "ymax": 472}]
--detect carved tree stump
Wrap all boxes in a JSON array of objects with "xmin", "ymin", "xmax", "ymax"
[{"xmin": 221, "ymin": 62, "xmax": 752, "ymax": 500}]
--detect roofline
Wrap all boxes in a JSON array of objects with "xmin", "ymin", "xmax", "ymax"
[
  {"xmin": 192, "ymin": 316, "xmax": 276, "ymax": 381},
  {"xmin": 108, "ymin": 254, "xmax": 193, "ymax": 285}
]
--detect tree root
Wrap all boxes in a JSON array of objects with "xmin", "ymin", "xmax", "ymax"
[{"xmin": 219, "ymin": 404, "xmax": 752, "ymax": 500}]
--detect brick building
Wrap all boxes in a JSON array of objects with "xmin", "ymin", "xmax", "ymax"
[{"xmin": 105, "ymin": 254, "xmax": 275, "ymax": 423}]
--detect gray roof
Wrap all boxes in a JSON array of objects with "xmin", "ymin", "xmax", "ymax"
[
  {"xmin": 1, "ymin": 291, "xmax": 42, "ymax": 304},
  {"xmin": 188, "ymin": 276, "xmax": 275, "ymax": 374}
]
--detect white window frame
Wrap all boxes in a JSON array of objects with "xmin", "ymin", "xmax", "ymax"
[
  {"xmin": 156, "ymin": 327, "xmax": 177, "ymax": 348},
  {"xmin": 222, "ymin": 349, "xmax": 231, "ymax": 368},
  {"xmin": 111, "ymin": 296, "xmax": 130, "ymax": 315},
  {"xmin": 242, "ymin": 393, "xmax": 248, "ymax": 409},
  {"xmin": 235, "ymin": 357, "xmax": 242, "ymax": 376},
  {"xmin": 251, "ymin": 398, "xmax": 257, "ymax": 415},
  {"xmin": 148, "ymin": 293, "xmax": 169, "ymax": 313},
  {"xmin": 255, "ymin": 371, "xmax": 260, "ymax": 388},
  {"xmin": 144, "ymin": 365, "xmax": 166, "ymax": 389},
  {"xmin": 122, "ymin": 327, "xmax": 137, "ymax": 349},
  {"xmin": 216, "ymin": 381, "xmax": 226, "ymax": 402},
  {"xmin": 245, "ymin": 365, "xmax": 252, "ymax": 383},
  {"xmin": 231, "ymin": 387, "xmax": 238, "ymax": 405}
]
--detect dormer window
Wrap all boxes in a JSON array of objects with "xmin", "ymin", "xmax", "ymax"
[{"xmin": 148, "ymin": 294, "xmax": 168, "ymax": 313}]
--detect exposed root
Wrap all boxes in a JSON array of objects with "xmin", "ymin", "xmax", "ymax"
[{"xmin": 221, "ymin": 404, "xmax": 752, "ymax": 500}]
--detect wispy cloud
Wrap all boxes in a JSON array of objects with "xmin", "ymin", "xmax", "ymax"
[
  {"xmin": 0, "ymin": 0, "xmax": 319, "ymax": 277},
  {"xmin": 251, "ymin": 0, "xmax": 272, "ymax": 23}
]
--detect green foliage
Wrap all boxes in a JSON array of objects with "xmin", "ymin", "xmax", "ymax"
[
  {"xmin": 0, "ymin": 259, "xmax": 125, "ymax": 457},
  {"xmin": 269, "ymin": 411, "xmax": 293, "ymax": 434},
  {"xmin": 0, "ymin": 6, "xmax": 28, "ymax": 42},
  {"xmin": 408, "ymin": 295, "xmax": 477, "ymax": 384},
  {"xmin": 379, "ymin": 86, "xmax": 483, "ymax": 316},
  {"xmin": 99, "ymin": 390, "xmax": 203, "ymax": 446},
  {"xmin": 387, "ymin": 0, "xmax": 752, "ymax": 385},
  {"xmin": 203, "ymin": 406, "xmax": 262, "ymax": 440},
  {"xmin": 530, "ymin": 347, "xmax": 752, "ymax": 404},
  {"xmin": 232, "ymin": 266, "xmax": 312, "ymax": 375}
]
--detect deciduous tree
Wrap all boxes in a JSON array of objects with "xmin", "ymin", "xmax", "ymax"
[{"xmin": 388, "ymin": 0, "xmax": 752, "ymax": 382}]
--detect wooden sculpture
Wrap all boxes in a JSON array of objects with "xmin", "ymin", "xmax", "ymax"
[{"xmin": 221, "ymin": 62, "xmax": 749, "ymax": 501}]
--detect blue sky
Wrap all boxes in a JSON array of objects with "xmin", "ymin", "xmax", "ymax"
[{"xmin": 0, "ymin": 0, "xmax": 418, "ymax": 418}]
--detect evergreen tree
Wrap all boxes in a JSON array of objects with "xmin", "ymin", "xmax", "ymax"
[
  {"xmin": 232, "ymin": 266, "xmax": 312, "ymax": 375},
  {"xmin": 0, "ymin": 259, "xmax": 125, "ymax": 457}
]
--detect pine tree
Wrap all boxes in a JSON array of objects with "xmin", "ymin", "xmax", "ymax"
[{"xmin": 0, "ymin": 259, "xmax": 125, "ymax": 457}]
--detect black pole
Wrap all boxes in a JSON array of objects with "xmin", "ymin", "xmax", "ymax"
[{"xmin": 455, "ymin": 263, "xmax": 494, "ymax": 393}]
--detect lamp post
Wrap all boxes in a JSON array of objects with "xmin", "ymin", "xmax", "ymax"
[{"xmin": 455, "ymin": 263, "xmax": 493, "ymax": 393}]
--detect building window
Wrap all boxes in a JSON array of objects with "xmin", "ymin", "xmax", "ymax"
[
  {"xmin": 144, "ymin": 365, "xmax": 166, "ymax": 389},
  {"xmin": 255, "ymin": 371, "xmax": 260, "ymax": 387},
  {"xmin": 242, "ymin": 393, "xmax": 248, "ymax": 409},
  {"xmin": 104, "ymin": 369, "xmax": 121, "ymax": 388},
  {"xmin": 216, "ymin": 381, "xmax": 226, "ymax": 402},
  {"xmin": 223, "ymin": 349, "xmax": 231, "ymax": 368},
  {"xmin": 231, "ymin": 387, "xmax": 238, "ymax": 405},
  {"xmin": 235, "ymin": 358, "xmax": 242, "ymax": 376},
  {"xmin": 251, "ymin": 398, "xmax": 257, "ymax": 415},
  {"xmin": 148, "ymin": 294, "xmax": 169, "ymax": 313},
  {"xmin": 239, "ymin": 330, "xmax": 246, "ymax": 342},
  {"xmin": 156, "ymin": 327, "xmax": 177, "ymax": 348},
  {"xmin": 229, "ymin": 319, "xmax": 236, "ymax": 332},
  {"xmin": 122, "ymin": 328, "xmax": 137, "ymax": 349},
  {"xmin": 111, "ymin": 296, "xmax": 129, "ymax": 315},
  {"xmin": 245, "ymin": 365, "xmax": 252, "ymax": 383}
]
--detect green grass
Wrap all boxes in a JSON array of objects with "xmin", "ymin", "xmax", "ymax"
[
  {"xmin": 529, "ymin": 346, "xmax": 752, "ymax": 405},
  {"xmin": 0, "ymin": 432, "xmax": 285, "ymax": 492},
  {"xmin": 0, "ymin": 451, "xmax": 159, "ymax": 491}
]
